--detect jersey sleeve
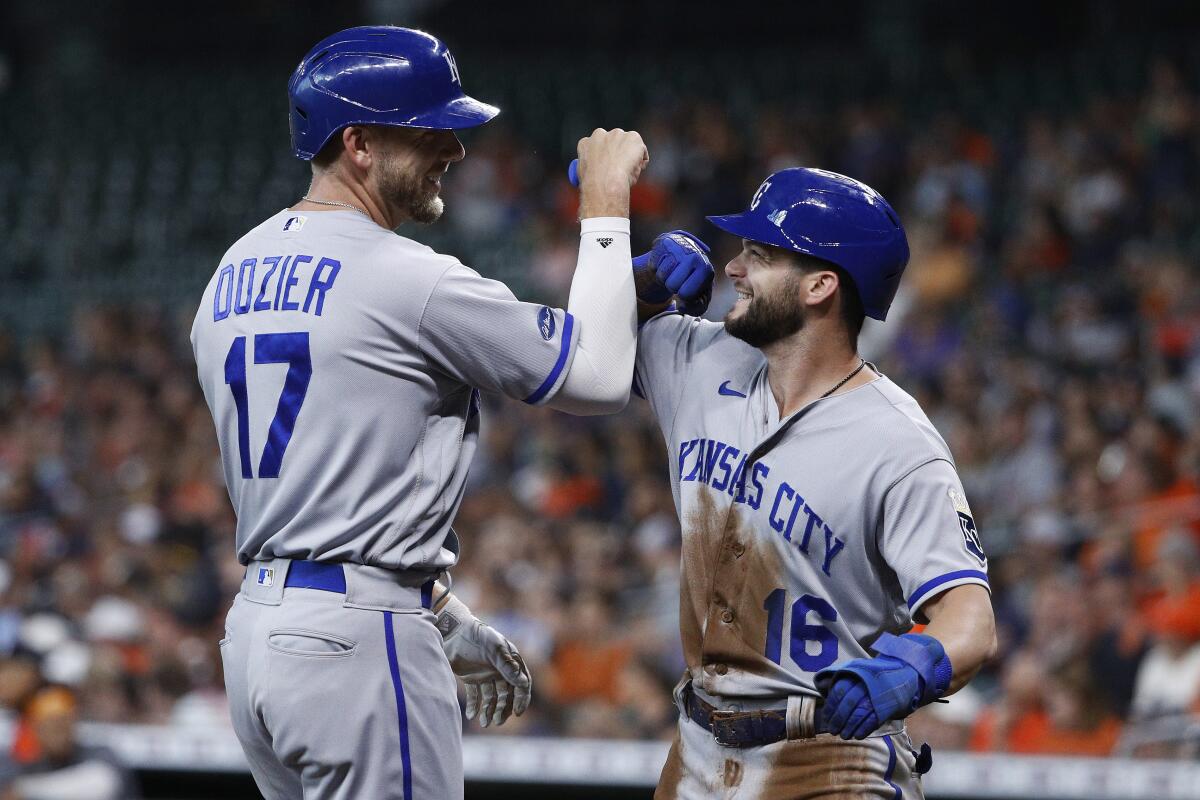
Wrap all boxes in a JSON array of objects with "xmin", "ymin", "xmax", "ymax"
[
  {"xmin": 879, "ymin": 458, "xmax": 990, "ymax": 622},
  {"xmin": 418, "ymin": 263, "xmax": 578, "ymax": 403},
  {"xmin": 634, "ymin": 312, "xmax": 713, "ymax": 428}
]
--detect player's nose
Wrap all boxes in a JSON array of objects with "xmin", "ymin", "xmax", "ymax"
[
  {"xmin": 441, "ymin": 131, "xmax": 466, "ymax": 163},
  {"xmin": 725, "ymin": 253, "xmax": 746, "ymax": 280}
]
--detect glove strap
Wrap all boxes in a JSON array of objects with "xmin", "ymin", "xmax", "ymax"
[
  {"xmin": 436, "ymin": 593, "xmax": 473, "ymax": 641},
  {"xmin": 785, "ymin": 694, "xmax": 818, "ymax": 739},
  {"xmin": 870, "ymin": 632, "xmax": 952, "ymax": 706}
]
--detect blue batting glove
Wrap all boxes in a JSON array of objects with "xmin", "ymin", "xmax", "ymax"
[
  {"xmin": 813, "ymin": 633, "xmax": 951, "ymax": 740},
  {"xmin": 632, "ymin": 230, "xmax": 715, "ymax": 315}
]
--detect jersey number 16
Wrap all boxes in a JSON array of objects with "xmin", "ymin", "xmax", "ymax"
[
  {"xmin": 224, "ymin": 332, "xmax": 312, "ymax": 479},
  {"xmin": 763, "ymin": 588, "xmax": 840, "ymax": 672}
]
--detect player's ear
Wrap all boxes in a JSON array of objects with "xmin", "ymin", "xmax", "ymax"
[
  {"xmin": 803, "ymin": 269, "xmax": 840, "ymax": 307},
  {"xmin": 343, "ymin": 126, "xmax": 372, "ymax": 170}
]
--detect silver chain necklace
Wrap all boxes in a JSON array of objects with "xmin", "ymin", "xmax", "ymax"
[{"xmin": 300, "ymin": 195, "xmax": 371, "ymax": 218}]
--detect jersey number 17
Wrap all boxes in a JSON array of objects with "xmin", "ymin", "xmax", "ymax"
[{"xmin": 223, "ymin": 332, "xmax": 312, "ymax": 479}]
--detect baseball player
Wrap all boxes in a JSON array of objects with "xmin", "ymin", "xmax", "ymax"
[
  {"xmin": 190, "ymin": 26, "xmax": 648, "ymax": 800},
  {"xmin": 630, "ymin": 169, "xmax": 997, "ymax": 798}
]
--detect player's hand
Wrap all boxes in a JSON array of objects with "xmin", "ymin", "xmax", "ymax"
[
  {"xmin": 814, "ymin": 665, "xmax": 896, "ymax": 739},
  {"xmin": 813, "ymin": 632, "xmax": 951, "ymax": 740},
  {"xmin": 437, "ymin": 594, "xmax": 532, "ymax": 728},
  {"xmin": 632, "ymin": 230, "xmax": 714, "ymax": 314},
  {"xmin": 576, "ymin": 128, "xmax": 649, "ymax": 218}
]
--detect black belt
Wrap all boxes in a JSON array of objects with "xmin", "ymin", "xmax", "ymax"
[{"xmin": 683, "ymin": 681, "xmax": 795, "ymax": 748}]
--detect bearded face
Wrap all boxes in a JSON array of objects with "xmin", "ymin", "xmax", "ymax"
[
  {"xmin": 723, "ymin": 266, "xmax": 807, "ymax": 348},
  {"xmin": 376, "ymin": 146, "xmax": 446, "ymax": 224},
  {"xmin": 370, "ymin": 126, "xmax": 464, "ymax": 225}
]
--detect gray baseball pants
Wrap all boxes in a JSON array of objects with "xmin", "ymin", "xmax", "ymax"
[{"xmin": 220, "ymin": 558, "xmax": 460, "ymax": 800}]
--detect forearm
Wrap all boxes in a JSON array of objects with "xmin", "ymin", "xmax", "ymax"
[
  {"xmin": 546, "ymin": 217, "xmax": 637, "ymax": 415},
  {"xmin": 920, "ymin": 584, "xmax": 997, "ymax": 694},
  {"xmin": 635, "ymin": 267, "xmax": 672, "ymax": 324}
]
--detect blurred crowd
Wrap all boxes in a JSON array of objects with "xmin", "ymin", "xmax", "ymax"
[{"xmin": 2, "ymin": 52, "xmax": 1200, "ymax": 778}]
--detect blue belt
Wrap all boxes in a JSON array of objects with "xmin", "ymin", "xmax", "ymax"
[
  {"xmin": 284, "ymin": 560, "xmax": 348, "ymax": 593},
  {"xmin": 283, "ymin": 561, "xmax": 435, "ymax": 609}
]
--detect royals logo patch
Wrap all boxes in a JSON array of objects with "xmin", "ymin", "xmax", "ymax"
[{"xmin": 949, "ymin": 487, "xmax": 986, "ymax": 566}]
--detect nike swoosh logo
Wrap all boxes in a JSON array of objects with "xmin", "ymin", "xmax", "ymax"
[{"xmin": 718, "ymin": 380, "xmax": 747, "ymax": 398}]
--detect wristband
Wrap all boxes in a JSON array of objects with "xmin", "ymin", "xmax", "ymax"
[{"xmin": 870, "ymin": 632, "xmax": 952, "ymax": 706}]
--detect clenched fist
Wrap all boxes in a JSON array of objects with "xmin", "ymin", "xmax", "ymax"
[{"xmin": 576, "ymin": 128, "xmax": 649, "ymax": 218}]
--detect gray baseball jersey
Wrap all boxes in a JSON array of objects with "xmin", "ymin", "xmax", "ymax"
[
  {"xmin": 191, "ymin": 209, "xmax": 579, "ymax": 570},
  {"xmin": 635, "ymin": 312, "xmax": 989, "ymax": 704}
]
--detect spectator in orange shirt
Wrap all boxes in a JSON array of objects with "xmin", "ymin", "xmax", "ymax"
[
  {"xmin": 1130, "ymin": 455, "xmax": 1200, "ymax": 574},
  {"xmin": 1130, "ymin": 531, "xmax": 1200, "ymax": 718},
  {"xmin": 547, "ymin": 593, "xmax": 632, "ymax": 704},
  {"xmin": 970, "ymin": 651, "xmax": 1051, "ymax": 752},
  {"xmin": 1034, "ymin": 665, "xmax": 1123, "ymax": 757},
  {"xmin": 971, "ymin": 655, "xmax": 1122, "ymax": 756}
]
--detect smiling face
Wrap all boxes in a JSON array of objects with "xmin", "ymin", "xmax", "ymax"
[
  {"xmin": 371, "ymin": 126, "xmax": 466, "ymax": 224},
  {"xmin": 723, "ymin": 239, "xmax": 810, "ymax": 348}
]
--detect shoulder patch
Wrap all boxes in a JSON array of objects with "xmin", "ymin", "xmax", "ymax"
[
  {"xmin": 948, "ymin": 487, "xmax": 971, "ymax": 516},
  {"xmin": 950, "ymin": 487, "xmax": 986, "ymax": 566}
]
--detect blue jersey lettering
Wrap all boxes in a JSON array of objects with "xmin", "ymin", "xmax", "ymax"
[{"xmin": 212, "ymin": 254, "xmax": 341, "ymax": 322}]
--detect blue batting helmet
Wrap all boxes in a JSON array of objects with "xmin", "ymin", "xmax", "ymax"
[
  {"xmin": 707, "ymin": 168, "xmax": 909, "ymax": 320},
  {"xmin": 287, "ymin": 26, "xmax": 500, "ymax": 161}
]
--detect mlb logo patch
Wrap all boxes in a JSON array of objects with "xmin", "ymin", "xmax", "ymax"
[
  {"xmin": 257, "ymin": 567, "xmax": 275, "ymax": 587},
  {"xmin": 283, "ymin": 216, "xmax": 307, "ymax": 232},
  {"xmin": 537, "ymin": 306, "xmax": 556, "ymax": 340}
]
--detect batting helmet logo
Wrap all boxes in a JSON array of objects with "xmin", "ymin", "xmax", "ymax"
[{"xmin": 750, "ymin": 180, "xmax": 772, "ymax": 211}]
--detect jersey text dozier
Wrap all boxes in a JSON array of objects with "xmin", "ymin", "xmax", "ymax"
[{"xmin": 213, "ymin": 254, "xmax": 342, "ymax": 322}]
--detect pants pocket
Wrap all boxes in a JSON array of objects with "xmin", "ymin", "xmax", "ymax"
[{"xmin": 267, "ymin": 628, "xmax": 357, "ymax": 657}]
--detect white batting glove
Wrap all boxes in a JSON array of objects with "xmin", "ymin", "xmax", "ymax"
[{"xmin": 436, "ymin": 594, "xmax": 532, "ymax": 728}]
